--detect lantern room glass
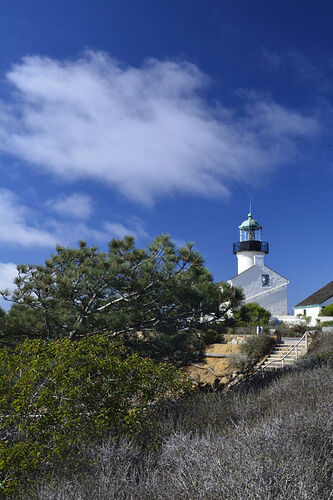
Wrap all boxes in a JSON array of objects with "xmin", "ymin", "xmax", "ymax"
[{"xmin": 240, "ymin": 228, "xmax": 262, "ymax": 242}]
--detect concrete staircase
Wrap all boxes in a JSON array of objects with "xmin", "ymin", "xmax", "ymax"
[{"xmin": 261, "ymin": 337, "xmax": 308, "ymax": 369}]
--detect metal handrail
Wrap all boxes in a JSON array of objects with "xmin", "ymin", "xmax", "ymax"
[{"xmin": 263, "ymin": 332, "xmax": 309, "ymax": 369}]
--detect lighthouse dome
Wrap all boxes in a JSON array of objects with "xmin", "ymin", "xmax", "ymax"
[{"xmin": 239, "ymin": 212, "xmax": 262, "ymax": 231}]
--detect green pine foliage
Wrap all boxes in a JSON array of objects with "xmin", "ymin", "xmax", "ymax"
[{"xmin": 1, "ymin": 234, "xmax": 243, "ymax": 363}]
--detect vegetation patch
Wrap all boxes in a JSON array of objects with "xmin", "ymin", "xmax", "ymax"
[
  {"xmin": 233, "ymin": 302, "xmax": 271, "ymax": 326},
  {"xmin": 306, "ymin": 331, "xmax": 333, "ymax": 366},
  {"xmin": 0, "ymin": 235, "xmax": 243, "ymax": 365},
  {"xmin": 32, "ymin": 362, "xmax": 333, "ymax": 500},
  {"xmin": 240, "ymin": 334, "xmax": 276, "ymax": 363},
  {"xmin": 319, "ymin": 303, "xmax": 333, "ymax": 316},
  {"xmin": 0, "ymin": 335, "xmax": 192, "ymax": 497}
]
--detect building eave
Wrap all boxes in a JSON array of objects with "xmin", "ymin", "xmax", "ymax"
[{"xmin": 294, "ymin": 304, "xmax": 320, "ymax": 309}]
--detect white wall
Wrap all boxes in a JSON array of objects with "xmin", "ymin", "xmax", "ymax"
[
  {"xmin": 236, "ymin": 251, "xmax": 265, "ymax": 274},
  {"xmin": 293, "ymin": 295, "xmax": 333, "ymax": 326},
  {"xmin": 273, "ymin": 315, "xmax": 300, "ymax": 325},
  {"xmin": 250, "ymin": 285, "xmax": 288, "ymax": 316},
  {"xmin": 294, "ymin": 306, "xmax": 321, "ymax": 326},
  {"xmin": 230, "ymin": 263, "xmax": 288, "ymax": 315}
]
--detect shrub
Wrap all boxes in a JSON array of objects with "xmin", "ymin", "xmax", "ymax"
[
  {"xmin": 319, "ymin": 303, "xmax": 333, "ymax": 316},
  {"xmin": 306, "ymin": 331, "xmax": 333, "ymax": 366},
  {"xmin": 230, "ymin": 352, "xmax": 252, "ymax": 372},
  {"xmin": 318, "ymin": 320, "xmax": 333, "ymax": 327},
  {"xmin": 33, "ymin": 365, "xmax": 333, "ymax": 500},
  {"xmin": 234, "ymin": 302, "xmax": 271, "ymax": 326},
  {"xmin": 240, "ymin": 335, "xmax": 276, "ymax": 363},
  {"xmin": 0, "ymin": 335, "xmax": 192, "ymax": 497}
]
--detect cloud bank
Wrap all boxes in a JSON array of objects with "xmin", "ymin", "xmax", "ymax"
[
  {"xmin": 0, "ymin": 262, "xmax": 18, "ymax": 292},
  {"xmin": 0, "ymin": 189, "xmax": 57, "ymax": 247},
  {"xmin": 0, "ymin": 188, "xmax": 147, "ymax": 248},
  {"xmin": 104, "ymin": 219, "xmax": 148, "ymax": 240},
  {"xmin": 46, "ymin": 193, "xmax": 93, "ymax": 219},
  {"xmin": 0, "ymin": 51, "xmax": 320, "ymax": 204}
]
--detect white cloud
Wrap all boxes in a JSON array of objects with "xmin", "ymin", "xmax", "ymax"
[
  {"xmin": 171, "ymin": 237, "xmax": 187, "ymax": 248},
  {"xmin": 0, "ymin": 188, "xmax": 148, "ymax": 248},
  {"xmin": 105, "ymin": 222, "xmax": 136, "ymax": 239},
  {"xmin": 0, "ymin": 262, "xmax": 18, "ymax": 291},
  {"xmin": 0, "ymin": 51, "xmax": 320, "ymax": 204},
  {"xmin": 244, "ymin": 98, "xmax": 318, "ymax": 137},
  {"xmin": 46, "ymin": 193, "xmax": 93, "ymax": 219},
  {"xmin": 105, "ymin": 217, "xmax": 148, "ymax": 240},
  {"xmin": 0, "ymin": 189, "xmax": 57, "ymax": 246}
]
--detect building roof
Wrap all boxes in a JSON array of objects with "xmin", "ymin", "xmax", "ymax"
[{"xmin": 295, "ymin": 280, "xmax": 333, "ymax": 307}]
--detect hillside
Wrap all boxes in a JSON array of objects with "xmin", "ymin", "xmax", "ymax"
[
  {"xmin": 32, "ymin": 334, "xmax": 333, "ymax": 500},
  {"xmin": 186, "ymin": 341, "xmax": 242, "ymax": 387}
]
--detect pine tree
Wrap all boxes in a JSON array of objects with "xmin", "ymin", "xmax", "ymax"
[{"xmin": 1, "ymin": 234, "xmax": 243, "ymax": 363}]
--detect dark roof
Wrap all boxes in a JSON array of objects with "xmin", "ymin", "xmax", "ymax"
[{"xmin": 295, "ymin": 280, "xmax": 333, "ymax": 307}]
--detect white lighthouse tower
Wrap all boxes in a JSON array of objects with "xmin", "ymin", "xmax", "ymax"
[
  {"xmin": 229, "ymin": 211, "xmax": 289, "ymax": 316},
  {"xmin": 234, "ymin": 211, "xmax": 269, "ymax": 274}
]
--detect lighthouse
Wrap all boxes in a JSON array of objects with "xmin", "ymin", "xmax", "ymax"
[
  {"xmin": 229, "ymin": 211, "xmax": 289, "ymax": 316},
  {"xmin": 233, "ymin": 212, "xmax": 269, "ymax": 274}
]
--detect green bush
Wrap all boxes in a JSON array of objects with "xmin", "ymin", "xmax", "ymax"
[
  {"xmin": 318, "ymin": 320, "xmax": 333, "ymax": 327},
  {"xmin": 319, "ymin": 304, "xmax": 333, "ymax": 316},
  {"xmin": 234, "ymin": 302, "xmax": 271, "ymax": 326},
  {"xmin": 0, "ymin": 335, "xmax": 193, "ymax": 497},
  {"xmin": 240, "ymin": 335, "xmax": 276, "ymax": 363}
]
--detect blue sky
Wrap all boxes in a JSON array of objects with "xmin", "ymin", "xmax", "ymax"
[{"xmin": 0, "ymin": 0, "xmax": 332, "ymax": 312}]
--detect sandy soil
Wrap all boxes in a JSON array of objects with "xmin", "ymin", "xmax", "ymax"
[{"xmin": 186, "ymin": 343, "xmax": 242, "ymax": 387}]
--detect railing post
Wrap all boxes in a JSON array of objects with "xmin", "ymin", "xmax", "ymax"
[{"xmin": 296, "ymin": 345, "xmax": 298, "ymax": 360}]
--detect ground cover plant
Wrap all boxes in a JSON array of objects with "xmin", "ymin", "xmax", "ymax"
[
  {"xmin": 307, "ymin": 330, "xmax": 333, "ymax": 365},
  {"xmin": 31, "ymin": 342, "xmax": 333, "ymax": 500}
]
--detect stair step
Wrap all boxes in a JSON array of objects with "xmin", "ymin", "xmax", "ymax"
[
  {"xmin": 275, "ymin": 344, "xmax": 306, "ymax": 348},
  {"xmin": 263, "ymin": 362, "xmax": 295, "ymax": 368},
  {"xmin": 275, "ymin": 348, "xmax": 306, "ymax": 352},
  {"xmin": 266, "ymin": 354, "xmax": 301, "ymax": 359},
  {"xmin": 263, "ymin": 357, "xmax": 298, "ymax": 364},
  {"xmin": 270, "ymin": 351, "xmax": 305, "ymax": 356},
  {"xmin": 260, "ymin": 337, "xmax": 309, "ymax": 370}
]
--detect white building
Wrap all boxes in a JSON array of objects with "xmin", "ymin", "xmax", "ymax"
[
  {"xmin": 229, "ymin": 211, "xmax": 289, "ymax": 316},
  {"xmin": 294, "ymin": 280, "xmax": 333, "ymax": 325}
]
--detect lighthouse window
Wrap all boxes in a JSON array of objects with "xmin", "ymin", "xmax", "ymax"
[{"xmin": 262, "ymin": 274, "xmax": 269, "ymax": 286}]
